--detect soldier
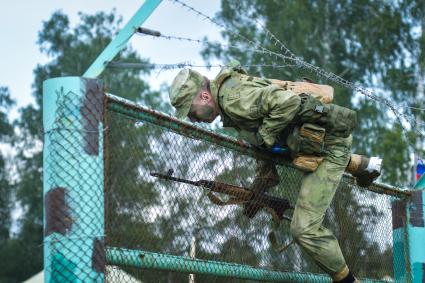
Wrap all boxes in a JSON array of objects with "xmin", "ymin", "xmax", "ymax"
[{"xmin": 168, "ymin": 61, "xmax": 381, "ymax": 283}]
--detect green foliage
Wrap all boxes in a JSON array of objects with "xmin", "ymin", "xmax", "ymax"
[
  {"xmin": 0, "ymin": 9, "xmax": 165, "ymax": 282},
  {"xmin": 0, "ymin": 87, "xmax": 15, "ymax": 283},
  {"xmin": 0, "ymin": 87, "xmax": 14, "ymax": 244}
]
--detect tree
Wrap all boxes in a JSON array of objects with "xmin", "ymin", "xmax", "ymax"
[
  {"xmin": 0, "ymin": 87, "xmax": 14, "ymax": 243},
  {"xmin": 0, "ymin": 87, "xmax": 16, "ymax": 283},
  {"xmin": 2, "ymin": 10, "xmax": 165, "ymax": 282}
]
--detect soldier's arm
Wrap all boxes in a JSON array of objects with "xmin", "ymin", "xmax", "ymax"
[{"xmin": 257, "ymin": 88, "xmax": 301, "ymax": 147}]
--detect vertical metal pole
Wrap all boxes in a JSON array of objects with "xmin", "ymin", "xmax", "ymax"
[
  {"xmin": 189, "ymin": 236, "xmax": 196, "ymax": 283},
  {"xmin": 43, "ymin": 77, "xmax": 105, "ymax": 282},
  {"xmin": 83, "ymin": 0, "xmax": 162, "ymax": 78},
  {"xmin": 408, "ymin": 28, "xmax": 425, "ymax": 280},
  {"xmin": 407, "ymin": 182, "xmax": 425, "ymax": 282}
]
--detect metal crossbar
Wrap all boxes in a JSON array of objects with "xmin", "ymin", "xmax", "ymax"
[{"xmin": 104, "ymin": 93, "xmax": 404, "ymax": 282}]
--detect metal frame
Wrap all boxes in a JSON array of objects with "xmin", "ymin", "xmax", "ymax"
[
  {"xmin": 105, "ymin": 93, "xmax": 407, "ymax": 282},
  {"xmin": 106, "ymin": 247, "xmax": 393, "ymax": 283},
  {"xmin": 83, "ymin": 0, "xmax": 162, "ymax": 78}
]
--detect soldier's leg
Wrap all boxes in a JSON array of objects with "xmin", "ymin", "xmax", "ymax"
[{"xmin": 290, "ymin": 135, "xmax": 352, "ymax": 279}]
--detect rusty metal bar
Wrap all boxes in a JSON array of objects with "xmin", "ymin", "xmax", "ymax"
[{"xmin": 105, "ymin": 93, "xmax": 410, "ymax": 199}]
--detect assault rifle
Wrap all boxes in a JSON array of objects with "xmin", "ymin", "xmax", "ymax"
[{"xmin": 150, "ymin": 171, "xmax": 293, "ymax": 221}]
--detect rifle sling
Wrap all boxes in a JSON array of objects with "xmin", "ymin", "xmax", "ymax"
[
  {"xmin": 265, "ymin": 210, "xmax": 294, "ymax": 253},
  {"xmin": 268, "ymin": 233, "xmax": 295, "ymax": 253}
]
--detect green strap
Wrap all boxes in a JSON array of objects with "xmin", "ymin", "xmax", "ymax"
[
  {"xmin": 268, "ymin": 216, "xmax": 295, "ymax": 253},
  {"xmin": 203, "ymin": 191, "xmax": 294, "ymax": 254}
]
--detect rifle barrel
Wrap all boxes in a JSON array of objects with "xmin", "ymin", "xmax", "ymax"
[{"xmin": 150, "ymin": 173, "xmax": 199, "ymax": 186}]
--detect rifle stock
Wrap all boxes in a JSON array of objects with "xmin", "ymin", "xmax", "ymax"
[{"xmin": 150, "ymin": 172, "xmax": 292, "ymax": 221}]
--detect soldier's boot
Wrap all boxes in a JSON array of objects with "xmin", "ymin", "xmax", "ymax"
[
  {"xmin": 243, "ymin": 177, "xmax": 280, "ymax": 218},
  {"xmin": 333, "ymin": 266, "xmax": 360, "ymax": 283},
  {"xmin": 333, "ymin": 273, "xmax": 360, "ymax": 283},
  {"xmin": 346, "ymin": 154, "xmax": 382, "ymax": 187}
]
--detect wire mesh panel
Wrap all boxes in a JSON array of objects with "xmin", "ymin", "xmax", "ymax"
[
  {"xmin": 43, "ymin": 78, "xmax": 105, "ymax": 282},
  {"xmin": 104, "ymin": 95, "xmax": 404, "ymax": 283}
]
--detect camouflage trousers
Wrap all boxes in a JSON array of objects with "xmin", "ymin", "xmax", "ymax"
[{"xmin": 290, "ymin": 134, "xmax": 352, "ymax": 275}]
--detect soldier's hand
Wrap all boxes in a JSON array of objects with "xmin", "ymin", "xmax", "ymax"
[{"xmin": 271, "ymin": 144, "xmax": 288, "ymax": 154}]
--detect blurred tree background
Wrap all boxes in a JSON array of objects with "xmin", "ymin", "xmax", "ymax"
[
  {"xmin": 0, "ymin": 1, "xmax": 424, "ymax": 282},
  {"xmin": 0, "ymin": 10, "xmax": 166, "ymax": 282}
]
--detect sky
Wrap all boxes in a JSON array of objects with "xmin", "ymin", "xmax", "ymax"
[{"xmin": 0, "ymin": 0, "xmax": 222, "ymax": 120}]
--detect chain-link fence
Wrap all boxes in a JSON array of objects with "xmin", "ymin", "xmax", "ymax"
[
  {"xmin": 44, "ymin": 78, "xmax": 105, "ymax": 282},
  {"xmin": 104, "ymin": 94, "xmax": 407, "ymax": 282},
  {"xmin": 44, "ymin": 80, "xmax": 409, "ymax": 282}
]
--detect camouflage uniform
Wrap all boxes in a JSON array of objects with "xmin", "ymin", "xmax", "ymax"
[
  {"xmin": 170, "ymin": 62, "xmax": 353, "ymax": 277},
  {"xmin": 208, "ymin": 62, "xmax": 352, "ymax": 275}
]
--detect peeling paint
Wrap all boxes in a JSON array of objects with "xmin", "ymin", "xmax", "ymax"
[
  {"xmin": 45, "ymin": 187, "xmax": 72, "ymax": 236},
  {"xmin": 392, "ymin": 199, "xmax": 407, "ymax": 229},
  {"xmin": 92, "ymin": 238, "xmax": 105, "ymax": 273},
  {"xmin": 410, "ymin": 191, "xmax": 424, "ymax": 227},
  {"xmin": 81, "ymin": 79, "xmax": 104, "ymax": 155}
]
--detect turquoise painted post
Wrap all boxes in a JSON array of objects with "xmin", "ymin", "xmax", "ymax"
[
  {"xmin": 83, "ymin": 0, "xmax": 162, "ymax": 78},
  {"xmin": 407, "ymin": 180, "xmax": 425, "ymax": 281},
  {"xmin": 43, "ymin": 77, "xmax": 105, "ymax": 282}
]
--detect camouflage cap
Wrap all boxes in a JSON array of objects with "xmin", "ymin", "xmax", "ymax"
[{"xmin": 169, "ymin": 69, "xmax": 205, "ymax": 119}]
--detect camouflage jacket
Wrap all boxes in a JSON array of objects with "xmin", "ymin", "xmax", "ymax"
[{"xmin": 211, "ymin": 61, "xmax": 301, "ymax": 147}]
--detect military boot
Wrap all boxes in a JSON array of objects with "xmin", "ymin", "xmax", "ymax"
[
  {"xmin": 333, "ymin": 266, "xmax": 360, "ymax": 283},
  {"xmin": 333, "ymin": 273, "xmax": 360, "ymax": 283},
  {"xmin": 346, "ymin": 154, "xmax": 382, "ymax": 187}
]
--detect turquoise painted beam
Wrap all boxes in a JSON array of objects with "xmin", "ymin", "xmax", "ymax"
[
  {"xmin": 414, "ymin": 174, "xmax": 425, "ymax": 190},
  {"xmin": 407, "ymin": 185, "xmax": 425, "ymax": 281},
  {"xmin": 392, "ymin": 169, "xmax": 425, "ymax": 282},
  {"xmin": 83, "ymin": 0, "xmax": 162, "ymax": 78},
  {"xmin": 106, "ymin": 247, "xmax": 391, "ymax": 283},
  {"xmin": 106, "ymin": 247, "xmax": 330, "ymax": 283}
]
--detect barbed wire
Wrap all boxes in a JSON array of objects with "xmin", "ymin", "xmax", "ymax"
[
  {"xmin": 135, "ymin": 30, "xmax": 297, "ymax": 63},
  {"xmin": 107, "ymin": 61, "xmax": 297, "ymax": 71},
  {"xmin": 134, "ymin": 32, "xmax": 425, "ymax": 127},
  {"xmin": 168, "ymin": 0, "xmax": 425, "ymax": 141},
  {"xmin": 131, "ymin": 34, "xmax": 425, "ymax": 129},
  {"xmin": 132, "ymin": 33, "xmax": 425, "ymax": 130}
]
